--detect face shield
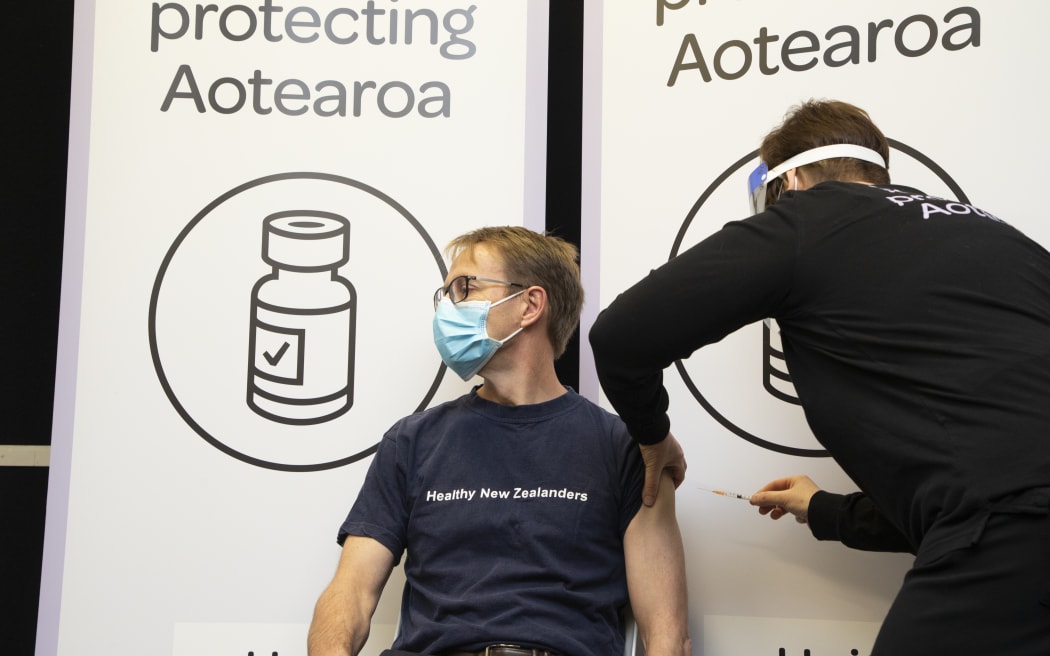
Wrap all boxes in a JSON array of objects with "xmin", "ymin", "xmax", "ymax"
[{"xmin": 747, "ymin": 144, "xmax": 888, "ymax": 215}]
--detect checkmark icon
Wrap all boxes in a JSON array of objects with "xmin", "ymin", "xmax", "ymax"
[{"xmin": 264, "ymin": 341, "xmax": 291, "ymax": 366}]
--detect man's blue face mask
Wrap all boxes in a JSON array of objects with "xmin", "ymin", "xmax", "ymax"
[
  {"xmin": 747, "ymin": 144, "xmax": 888, "ymax": 215},
  {"xmin": 432, "ymin": 292, "xmax": 524, "ymax": 380}
]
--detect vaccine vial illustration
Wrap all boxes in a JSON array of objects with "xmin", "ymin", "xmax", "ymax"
[
  {"xmin": 762, "ymin": 318, "xmax": 800, "ymax": 405},
  {"xmin": 247, "ymin": 211, "xmax": 356, "ymax": 424}
]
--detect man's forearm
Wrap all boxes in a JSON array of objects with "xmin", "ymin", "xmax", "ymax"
[
  {"xmin": 307, "ymin": 585, "xmax": 370, "ymax": 656},
  {"xmin": 624, "ymin": 474, "xmax": 691, "ymax": 655}
]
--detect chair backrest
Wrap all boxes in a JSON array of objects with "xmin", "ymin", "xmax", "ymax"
[{"xmin": 622, "ymin": 606, "xmax": 640, "ymax": 656}]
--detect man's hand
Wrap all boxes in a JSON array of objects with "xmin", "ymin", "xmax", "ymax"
[
  {"xmin": 639, "ymin": 432, "xmax": 687, "ymax": 507},
  {"xmin": 749, "ymin": 475, "xmax": 821, "ymax": 524}
]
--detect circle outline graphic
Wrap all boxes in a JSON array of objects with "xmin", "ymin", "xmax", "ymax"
[
  {"xmin": 149, "ymin": 172, "xmax": 449, "ymax": 472},
  {"xmin": 669, "ymin": 139, "xmax": 969, "ymax": 458}
]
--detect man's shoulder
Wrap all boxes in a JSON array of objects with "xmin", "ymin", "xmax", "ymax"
[{"xmin": 560, "ymin": 391, "xmax": 633, "ymax": 441}]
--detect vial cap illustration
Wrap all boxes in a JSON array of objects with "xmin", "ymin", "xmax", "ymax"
[{"xmin": 264, "ymin": 212, "xmax": 350, "ymax": 271}]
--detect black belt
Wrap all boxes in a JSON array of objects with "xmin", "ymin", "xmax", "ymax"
[{"xmin": 447, "ymin": 645, "xmax": 558, "ymax": 656}]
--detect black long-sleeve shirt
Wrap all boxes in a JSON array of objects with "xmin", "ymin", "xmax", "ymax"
[
  {"xmin": 807, "ymin": 491, "xmax": 913, "ymax": 553},
  {"xmin": 590, "ymin": 181, "xmax": 1050, "ymax": 559}
]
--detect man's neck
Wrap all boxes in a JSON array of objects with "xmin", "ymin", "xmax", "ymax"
[{"xmin": 476, "ymin": 363, "xmax": 567, "ymax": 407}]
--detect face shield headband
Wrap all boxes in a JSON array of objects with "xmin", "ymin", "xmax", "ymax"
[{"xmin": 747, "ymin": 144, "xmax": 888, "ymax": 215}]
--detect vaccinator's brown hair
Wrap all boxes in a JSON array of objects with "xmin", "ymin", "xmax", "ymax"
[{"xmin": 760, "ymin": 99, "xmax": 892, "ymax": 199}]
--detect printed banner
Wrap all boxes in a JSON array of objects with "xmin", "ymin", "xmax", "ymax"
[
  {"xmin": 583, "ymin": 1, "xmax": 1050, "ymax": 653},
  {"xmin": 41, "ymin": 1, "xmax": 547, "ymax": 654}
]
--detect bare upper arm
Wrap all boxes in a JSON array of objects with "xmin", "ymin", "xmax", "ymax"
[{"xmin": 626, "ymin": 470, "xmax": 679, "ymax": 537}]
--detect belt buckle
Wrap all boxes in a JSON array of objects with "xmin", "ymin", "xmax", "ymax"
[{"xmin": 484, "ymin": 645, "xmax": 522, "ymax": 656}]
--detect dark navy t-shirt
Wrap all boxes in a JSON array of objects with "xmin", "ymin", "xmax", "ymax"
[{"xmin": 339, "ymin": 387, "xmax": 644, "ymax": 656}]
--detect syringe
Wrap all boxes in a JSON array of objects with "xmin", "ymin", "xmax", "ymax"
[{"xmin": 699, "ymin": 487, "xmax": 752, "ymax": 501}]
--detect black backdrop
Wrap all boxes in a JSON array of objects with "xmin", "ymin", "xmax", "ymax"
[
  {"xmin": 2, "ymin": 3, "xmax": 73, "ymax": 655},
  {"xmin": 0, "ymin": 2, "xmax": 583, "ymax": 653}
]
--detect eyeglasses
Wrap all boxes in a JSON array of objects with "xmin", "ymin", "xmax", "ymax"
[{"xmin": 433, "ymin": 275, "xmax": 525, "ymax": 310}]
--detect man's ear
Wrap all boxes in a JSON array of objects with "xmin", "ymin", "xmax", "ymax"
[{"xmin": 519, "ymin": 286, "xmax": 547, "ymax": 328}]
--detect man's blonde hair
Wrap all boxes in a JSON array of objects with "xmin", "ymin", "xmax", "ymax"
[{"xmin": 446, "ymin": 226, "xmax": 583, "ymax": 359}]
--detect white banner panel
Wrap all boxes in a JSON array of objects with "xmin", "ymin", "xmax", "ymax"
[
  {"xmin": 583, "ymin": 1, "xmax": 1050, "ymax": 653},
  {"xmin": 41, "ymin": 1, "xmax": 548, "ymax": 654}
]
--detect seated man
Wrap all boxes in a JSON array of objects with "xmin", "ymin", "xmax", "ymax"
[{"xmin": 307, "ymin": 226, "xmax": 690, "ymax": 656}]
